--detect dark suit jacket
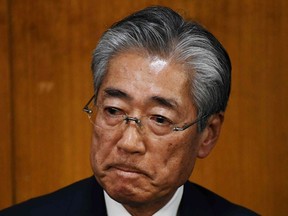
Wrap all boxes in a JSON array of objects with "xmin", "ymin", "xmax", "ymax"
[{"xmin": 0, "ymin": 176, "xmax": 259, "ymax": 216}]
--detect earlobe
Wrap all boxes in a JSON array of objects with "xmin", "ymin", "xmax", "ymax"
[{"xmin": 197, "ymin": 112, "xmax": 224, "ymax": 158}]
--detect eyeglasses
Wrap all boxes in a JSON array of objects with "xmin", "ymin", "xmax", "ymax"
[{"xmin": 83, "ymin": 95, "xmax": 208, "ymax": 136}]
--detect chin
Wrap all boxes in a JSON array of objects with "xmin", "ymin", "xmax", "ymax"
[
  {"xmin": 105, "ymin": 182, "xmax": 154, "ymax": 205},
  {"xmin": 99, "ymin": 173, "xmax": 156, "ymax": 204}
]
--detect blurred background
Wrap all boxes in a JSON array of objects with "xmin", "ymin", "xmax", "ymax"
[{"xmin": 0, "ymin": 0, "xmax": 287, "ymax": 215}]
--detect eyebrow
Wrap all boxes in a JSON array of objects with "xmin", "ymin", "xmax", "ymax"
[
  {"xmin": 103, "ymin": 87, "xmax": 132, "ymax": 100},
  {"xmin": 150, "ymin": 96, "xmax": 178, "ymax": 109},
  {"xmin": 103, "ymin": 87, "xmax": 178, "ymax": 109}
]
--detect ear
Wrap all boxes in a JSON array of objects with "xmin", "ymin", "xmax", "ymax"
[{"xmin": 197, "ymin": 112, "xmax": 224, "ymax": 159}]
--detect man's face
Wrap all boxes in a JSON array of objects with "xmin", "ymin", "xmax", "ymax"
[{"xmin": 90, "ymin": 50, "xmax": 206, "ymax": 207}]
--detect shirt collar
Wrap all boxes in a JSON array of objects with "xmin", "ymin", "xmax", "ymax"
[{"xmin": 104, "ymin": 185, "xmax": 184, "ymax": 216}]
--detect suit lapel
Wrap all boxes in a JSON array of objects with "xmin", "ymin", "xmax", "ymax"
[
  {"xmin": 178, "ymin": 182, "xmax": 214, "ymax": 216},
  {"xmin": 67, "ymin": 176, "xmax": 107, "ymax": 216}
]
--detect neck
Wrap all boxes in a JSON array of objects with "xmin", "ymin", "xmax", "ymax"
[
  {"xmin": 104, "ymin": 186, "xmax": 184, "ymax": 216},
  {"xmin": 123, "ymin": 193, "xmax": 175, "ymax": 216}
]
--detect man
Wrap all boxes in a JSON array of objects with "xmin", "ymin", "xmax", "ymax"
[{"xmin": 0, "ymin": 6, "xmax": 258, "ymax": 216}]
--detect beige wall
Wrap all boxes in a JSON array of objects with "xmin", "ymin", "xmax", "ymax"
[{"xmin": 1, "ymin": 0, "xmax": 287, "ymax": 215}]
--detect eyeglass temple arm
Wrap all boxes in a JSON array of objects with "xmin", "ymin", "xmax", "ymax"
[
  {"xmin": 83, "ymin": 95, "xmax": 96, "ymax": 114},
  {"xmin": 173, "ymin": 114, "xmax": 209, "ymax": 131}
]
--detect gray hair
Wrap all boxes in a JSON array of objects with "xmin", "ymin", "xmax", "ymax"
[{"xmin": 91, "ymin": 6, "xmax": 231, "ymax": 131}]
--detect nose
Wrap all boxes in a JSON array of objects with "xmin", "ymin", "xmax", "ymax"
[
  {"xmin": 124, "ymin": 116, "xmax": 142, "ymax": 126},
  {"xmin": 116, "ymin": 121, "xmax": 146, "ymax": 154}
]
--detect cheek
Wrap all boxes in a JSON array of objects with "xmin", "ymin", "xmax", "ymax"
[
  {"xmin": 175, "ymin": 143, "xmax": 198, "ymax": 179},
  {"xmin": 153, "ymin": 137, "xmax": 199, "ymax": 186},
  {"xmin": 90, "ymin": 128, "xmax": 118, "ymax": 173}
]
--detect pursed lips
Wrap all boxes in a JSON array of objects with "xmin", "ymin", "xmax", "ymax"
[{"xmin": 108, "ymin": 164, "xmax": 150, "ymax": 178}]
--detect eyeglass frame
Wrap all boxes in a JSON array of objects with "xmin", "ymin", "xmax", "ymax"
[{"xmin": 83, "ymin": 94, "xmax": 209, "ymax": 132}]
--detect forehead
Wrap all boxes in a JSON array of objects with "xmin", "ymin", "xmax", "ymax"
[{"xmin": 99, "ymin": 51, "xmax": 194, "ymax": 108}]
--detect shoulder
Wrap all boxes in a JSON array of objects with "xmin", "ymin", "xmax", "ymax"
[
  {"xmin": 179, "ymin": 181, "xmax": 259, "ymax": 216},
  {"xmin": 0, "ymin": 176, "xmax": 105, "ymax": 216}
]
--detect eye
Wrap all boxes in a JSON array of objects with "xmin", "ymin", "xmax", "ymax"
[
  {"xmin": 103, "ymin": 106, "xmax": 125, "ymax": 116},
  {"xmin": 149, "ymin": 115, "xmax": 173, "ymax": 126}
]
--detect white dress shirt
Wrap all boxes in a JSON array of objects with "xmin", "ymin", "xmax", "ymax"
[{"xmin": 104, "ymin": 186, "xmax": 184, "ymax": 216}]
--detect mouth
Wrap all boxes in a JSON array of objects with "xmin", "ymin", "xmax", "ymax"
[{"xmin": 108, "ymin": 164, "xmax": 150, "ymax": 178}]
